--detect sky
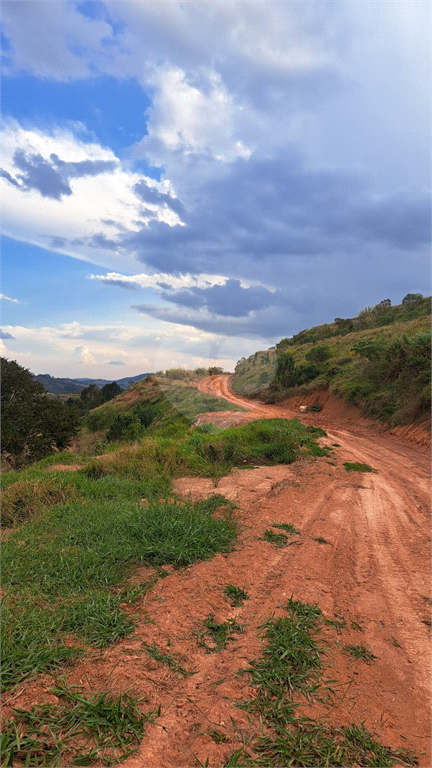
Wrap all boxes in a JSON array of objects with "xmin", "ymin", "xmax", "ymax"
[{"xmin": 1, "ymin": 1, "xmax": 430, "ymax": 379}]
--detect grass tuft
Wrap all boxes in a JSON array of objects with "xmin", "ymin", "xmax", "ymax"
[
  {"xmin": 271, "ymin": 522, "xmax": 300, "ymax": 535},
  {"xmin": 224, "ymin": 584, "xmax": 250, "ymax": 607},
  {"xmin": 198, "ymin": 615, "xmax": 244, "ymax": 653},
  {"xmin": 142, "ymin": 642, "xmax": 193, "ymax": 677},
  {"xmin": 344, "ymin": 644, "xmax": 377, "ymax": 664},
  {"xmin": 343, "ymin": 462, "xmax": 377, "ymax": 473},
  {"xmin": 262, "ymin": 530, "xmax": 288, "ymax": 548}
]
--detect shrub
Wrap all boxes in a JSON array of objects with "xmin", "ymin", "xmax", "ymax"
[
  {"xmin": 106, "ymin": 414, "xmax": 143, "ymax": 442},
  {"xmin": 305, "ymin": 345, "xmax": 331, "ymax": 363}
]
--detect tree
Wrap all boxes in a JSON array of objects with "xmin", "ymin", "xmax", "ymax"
[
  {"xmin": 275, "ymin": 352, "xmax": 297, "ymax": 388},
  {"xmin": 100, "ymin": 381, "xmax": 122, "ymax": 403},
  {"xmin": 80, "ymin": 383, "xmax": 103, "ymax": 409},
  {"xmin": 402, "ymin": 293, "xmax": 423, "ymax": 306},
  {"xmin": 1, "ymin": 358, "xmax": 79, "ymax": 465}
]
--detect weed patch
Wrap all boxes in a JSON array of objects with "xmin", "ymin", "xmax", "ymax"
[
  {"xmin": 1, "ymin": 684, "xmax": 154, "ymax": 767},
  {"xmin": 142, "ymin": 642, "xmax": 193, "ymax": 677},
  {"xmin": 343, "ymin": 462, "xmax": 377, "ymax": 473},
  {"xmin": 262, "ymin": 529, "xmax": 288, "ymax": 548},
  {"xmin": 272, "ymin": 522, "xmax": 300, "ymax": 536},
  {"xmin": 345, "ymin": 644, "xmax": 377, "ymax": 664},
  {"xmin": 313, "ymin": 536, "xmax": 331, "ymax": 545},
  {"xmin": 224, "ymin": 584, "xmax": 249, "ymax": 607},
  {"xmin": 197, "ymin": 615, "xmax": 244, "ymax": 653}
]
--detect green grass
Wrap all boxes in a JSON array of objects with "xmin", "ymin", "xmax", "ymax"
[
  {"xmin": 272, "ymin": 522, "xmax": 300, "ymax": 535},
  {"xmin": 1, "ymin": 490, "xmax": 237, "ymax": 690},
  {"xmin": 343, "ymin": 462, "xmax": 377, "ymax": 473},
  {"xmin": 344, "ymin": 644, "xmax": 377, "ymax": 664},
  {"xmin": 1, "ymin": 416, "xmax": 327, "ymax": 691},
  {"xmin": 238, "ymin": 723, "xmax": 417, "ymax": 767},
  {"xmin": 141, "ymin": 642, "xmax": 193, "ymax": 677},
  {"xmin": 262, "ymin": 530, "xmax": 289, "ymax": 548},
  {"xmin": 1, "ymin": 684, "xmax": 153, "ymax": 767},
  {"xmin": 197, "ymin": 614, "xmax": 244, "ymax": 653},
  {"xmin": 224, "ymin": 584, "xmax": 250, "ymax": 607},
  {"xmin": 233, "ymin": 597, "xmax": 416, "ymax": 767},
  {"xmin": 208, "ymin": 729, "xmax": 229, "ymax": 743}
]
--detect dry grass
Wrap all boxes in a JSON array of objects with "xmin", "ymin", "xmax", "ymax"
[{"xmin": 1, "ymin": 478, "xmax": 79, "ymax": 527}]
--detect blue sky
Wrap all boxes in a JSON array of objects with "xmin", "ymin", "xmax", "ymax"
[{"xmin": 1, "ymin": 1, "xmax": 430, "ymax": 378}]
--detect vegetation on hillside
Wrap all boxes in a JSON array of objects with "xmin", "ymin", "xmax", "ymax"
[{"xmin": 232, "ymin": 295, "xmax": 431, "ymax": 426}]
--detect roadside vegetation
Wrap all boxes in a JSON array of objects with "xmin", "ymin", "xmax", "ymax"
[{"xmin": 232, "ymin": 294, "xmax": 431, "ymax": 427}]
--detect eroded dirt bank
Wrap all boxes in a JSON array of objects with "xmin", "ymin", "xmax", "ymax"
[{"xmin": 3, "ymin": 376, "xmax": 430, "ymax": 767}]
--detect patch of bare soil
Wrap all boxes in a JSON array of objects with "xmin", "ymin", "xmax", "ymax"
[
  {"xmin": 3, "ymin": 376, "xmax": 430, "ymax": 767},
  {"xmin": 193, "ymin": 410, "xmax": 253, "ymax": 429},
  {"xmin": 45, "ymin": 464, "xmax": 82, "ymax": 472}
]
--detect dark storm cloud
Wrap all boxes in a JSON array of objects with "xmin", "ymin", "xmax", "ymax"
[
  {"xmin": 7, "ymin": 149, "xmax": 116, "ymax": 200},
  {"xmin": 13, "ymin": 149, "xmax": 72, "ymax": 199},
  {"xmin": 160, "ymin": 279, "xmax": 281, "ymax": 317},
  {"xmin": 132, "ymin": 301, "xmax": 291, "ymax": 339},
  {"xmin": 121, "ymin": 148, "xmax": 430, "ymax": 277},
  {"xmin": 134, "ymin": 180, "xmax": 186, "ymax": 218},
  {"xmin": 49, "ymin": 153, "xmax": 116, "ymax": 178}
]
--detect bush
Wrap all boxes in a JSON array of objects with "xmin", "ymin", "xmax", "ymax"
[
  {"xmin": 305, "ymin": 345, "xmax": 331, "ymax": 363},
  {"xmin": 402, "ymin": 293, "xmax": 423, "ymax": 306},
  {"xmin": 106, "ymin": 414, "xmax": 143, "ymax": 442}
]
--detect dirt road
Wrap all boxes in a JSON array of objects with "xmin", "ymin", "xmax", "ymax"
[
  {"xmin": 191, "ymin": 375, "xmax": 432, "ymax": 763},
  {"xmin": 5, "ymin": 376, "xmax": 430, "ymax": 767}
]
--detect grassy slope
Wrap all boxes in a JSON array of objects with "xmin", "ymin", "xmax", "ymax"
[
  {"xmin": 232, "ymin": 300, "xmax": 431, "ymax": 427},
  {"xmin": 74, "ymin": 375, "xmax": 245, "ymax": 455}
]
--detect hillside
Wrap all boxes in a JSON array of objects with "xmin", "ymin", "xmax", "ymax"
[
  {"xmin": 72, "ymin": 371, "xmax": 246, "ymax": 455},
  {"xmin": 232, "ymin": 296, "xmax": 431, "ymax": 428}
]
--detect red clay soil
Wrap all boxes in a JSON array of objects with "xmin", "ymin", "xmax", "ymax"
[{"xmin": 3, "ymin": 376, "xmax": 431, "ymax": 767}]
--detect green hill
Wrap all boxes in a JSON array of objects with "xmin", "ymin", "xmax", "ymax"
[
  {"xmin": 232, "ymin": 295, "xmax": 431, "ymax": 427},
  {"xmin": 74, "ymin": 371, "xmax": 245, "ymax": 455}
]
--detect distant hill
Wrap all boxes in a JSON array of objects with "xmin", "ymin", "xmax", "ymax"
[{"xmin": 32, "ymin": 372, "xmax": 153, "ymax": 395}]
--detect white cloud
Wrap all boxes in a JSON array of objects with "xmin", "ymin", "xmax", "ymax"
[
  {"xmin": 1, "ymin": 120, "xmax": 183, "ymax": 270},
  {"xmin": 0, "ymin": 320, "xmax": 265, "ymax": 378},
  {"xmin": 136, "ymin": 67, "xmax": 252, "ymax": 165},
  {"xmin": 0, "ymin": 293, "xmax": 19, "ymax": 303},
  {"xmin": 89, "ymin": 271, "xmax": 267, "ymax": 291},
  {"xmin": 73, "ymin": 345, "xmax": 96, "ymax": 365}
]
